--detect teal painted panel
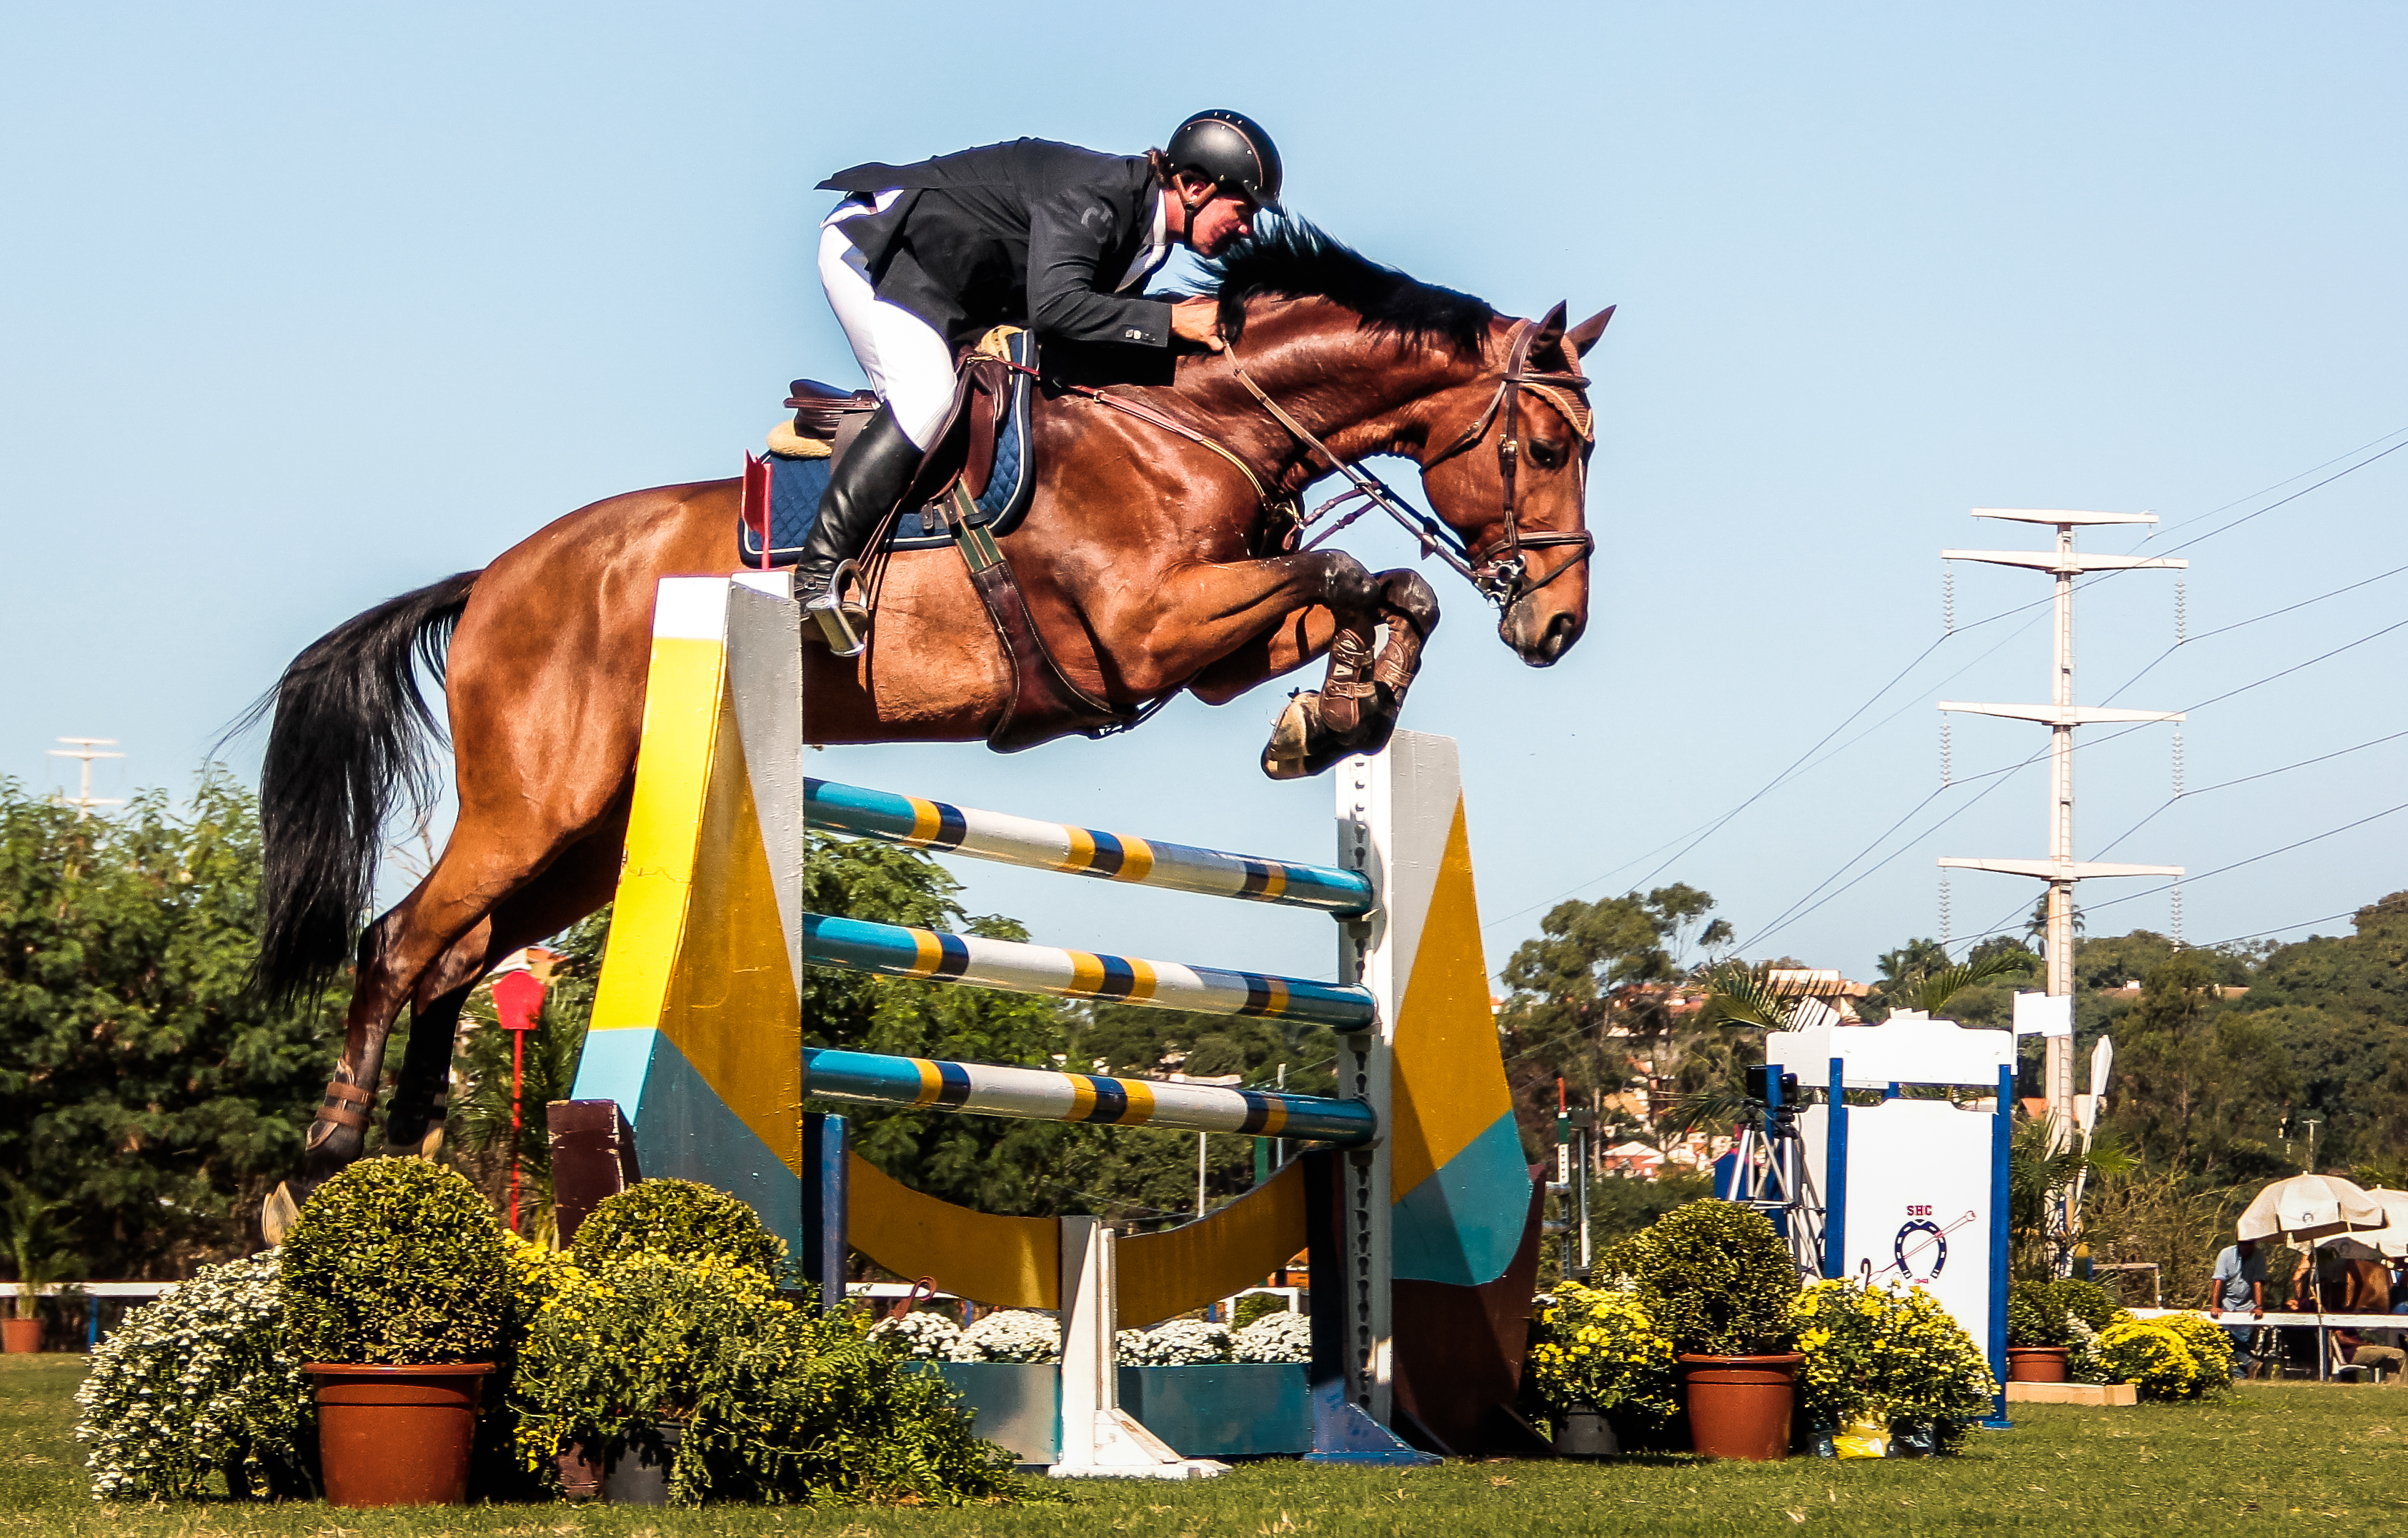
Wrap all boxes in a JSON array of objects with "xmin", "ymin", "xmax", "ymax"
[
  {"xmin": 568, "ymin": 1026, "xmax": 804, "ymax": 1261},
  {"xmin": 930, "ymin": 1362, "xmax": 1060, "ymax": 1466},
  {"xmin": 1390, "ymin": 1113, "xmax": 1532, "ymax": 1286},
  {"xmin": 1118, "ymin": 1364, "xmax": 1310, "ymax": 1457}
]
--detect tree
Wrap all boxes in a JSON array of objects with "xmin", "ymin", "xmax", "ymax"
[
  {"xmin": 2106, "ymin": 951, "xmax": 2298, "ymax": 1181},
  {"xmin": 0, "ymin": 772, "xmax": 344, "ymax": 1276},
  {"xmin": 1494, "ymin": 885, "xmax": 1732, "ymax": 1154}
]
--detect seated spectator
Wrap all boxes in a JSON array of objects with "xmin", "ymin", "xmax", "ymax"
[{"xmin": 2333, "ymin": 1327, "xmax": 2406, "ymax": 1379}]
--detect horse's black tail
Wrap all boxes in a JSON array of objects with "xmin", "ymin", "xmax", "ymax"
[{"xmin": 244, "ymin": 571, "xmax": 483, "ymax": 1006}]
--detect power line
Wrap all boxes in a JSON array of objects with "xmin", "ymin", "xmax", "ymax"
[
  {"xmin": 1483, "ymin": 430, "xmax": 2408, "ymax": 948},
  {"xmin": 2196, "ymin": 909, "xmax": 2361, "ymax": 949},
  {"xmin": 2082, "ymin": 798, "xmax": 2408, "ymax": 916},
  {"xmin": 2138, "ymin": 424, "xmax": 2408, "ymax": 542},
  {"xmin": 1752, "ymin": 600, "xmax": 2408, "ymax": 956},
  {"xmin": 2090, "ymin": 560, "xmax": 2408, "ymax": 708},
  {"xmin": 2091, "ymin": 725, "xmax": 2408, "ymax": 859}
]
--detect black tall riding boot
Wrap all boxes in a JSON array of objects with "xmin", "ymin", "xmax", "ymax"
[{"xmin": 798, "ymin": 404, "xmax": 922, "ymax": 655}]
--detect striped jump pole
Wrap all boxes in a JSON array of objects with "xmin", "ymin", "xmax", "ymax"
[
  {"xmin": 805, "ymin": 777, "xmax": 1374, "ymax": 916},
  {"xmin": 802, "ymin": 913, "xmax": 1376, "ymax": 1031},
  {"xmin": 800, "ymin": 1048, "xmax": 1375, "ymax": 1146}
]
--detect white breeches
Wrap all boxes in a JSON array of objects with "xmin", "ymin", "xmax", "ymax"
[{"xmin": 820, "ymin": 197, "xmax": 956, "ymax": 450}]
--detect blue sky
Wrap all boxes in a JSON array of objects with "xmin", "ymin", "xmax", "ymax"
[{"xmin": 4, "ymin": 3, "xmax": 2404, "ymax": 988}]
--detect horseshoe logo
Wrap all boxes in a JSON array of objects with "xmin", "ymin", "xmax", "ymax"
[{"xmin": 1894, "ymin": 1219, "xmax": 1948, "ymax": 1282}]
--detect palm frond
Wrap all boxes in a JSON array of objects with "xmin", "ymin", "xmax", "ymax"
[
  {"xmin": 1913, "ymin": 948, "xmax": 2036, "ymax": 1014},
  {"xmin": 1699, "ymin": 961, "xmax": 1796, "ymax": 1030}
]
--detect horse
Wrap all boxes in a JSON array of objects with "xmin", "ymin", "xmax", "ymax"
[{"xmin": 249, "ymin": 222, "xmax": 1608, "ymax": 1220}]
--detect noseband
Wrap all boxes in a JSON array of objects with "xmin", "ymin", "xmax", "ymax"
[{"xmin": 1225, "ymin": 317, "xmax": 1597, "ymax": 611}]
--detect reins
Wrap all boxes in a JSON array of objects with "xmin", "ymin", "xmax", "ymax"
[{"xmin": 1005, "ymin": 316, "xmax": 1597, "ymax": 611}]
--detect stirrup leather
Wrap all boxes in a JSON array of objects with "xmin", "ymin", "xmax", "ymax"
[{"xmin": 805, "ymin": 559, "xmax": 870, "ymax": 657}]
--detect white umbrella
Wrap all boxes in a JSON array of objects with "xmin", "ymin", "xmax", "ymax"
[
  {"xmin": 2322, "ymin": 1189, "xmax": 2408, "ymax": 1261},
  {"xmin": 2237, "ymin": 1173, "xmax": 2384, "ymax": 1243},
  {"xmin": 2239, "ymin": 1173, "xmax": 2386, "ymax": 1382}
]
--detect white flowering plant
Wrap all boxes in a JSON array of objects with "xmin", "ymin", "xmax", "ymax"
[
  {"xmin": 871, "ymin": 1309, "xmax": 965, "ymax": 1359},
  {"xmin": 74, "ymin": 1251, "xmax": 313, "ymax": 1501},
  {"xmin": 948, "ymin": 1309, "xmax": 1061, "ymax": 1364},
  {"xmin": 1116, "ymin": 1318, "xmax": 1233, "ymax": 1366},
  {"xmin": 1233, "ymin": 1310, "xmax": 1313, "ymax": 1364}
]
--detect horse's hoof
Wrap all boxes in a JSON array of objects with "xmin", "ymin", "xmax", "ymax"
[
  {"xmin": 1262, "ymin": 693, "xmax": 1318, "ymax": 780},
  {"xmin": 411, "ymin": 1126, "xmax": 445, "ymax": 1160},
  {"xmin": 261, "ymin": 1182, "xmax": 303, "ymax": 1247}
]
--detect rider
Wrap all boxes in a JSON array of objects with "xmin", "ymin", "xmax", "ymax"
[{"xmin": 800, "ymin": 110, "xmax": 1283, "ymax": 648}]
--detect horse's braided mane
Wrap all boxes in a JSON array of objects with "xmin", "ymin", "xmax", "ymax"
[{"xmin": 1198, "ymin": 218, "xmax": 1495, "ymax": 357}]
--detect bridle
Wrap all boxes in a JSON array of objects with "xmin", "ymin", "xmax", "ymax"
[
  {"xmin": 1002, "ymin": 314, "xmax": 1597, "ymax": 612},
  {"xmin": 1221, "ymin": 316, "xmax": 1597, "ymax": 610}
]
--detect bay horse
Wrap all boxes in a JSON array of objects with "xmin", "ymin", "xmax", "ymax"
[{"xmin": 251, "ymin": 223, "xmax": 1608, "ymax": 1219}]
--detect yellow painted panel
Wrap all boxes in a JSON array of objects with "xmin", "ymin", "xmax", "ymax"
[
  {"xmin": 1118, "ymin": 1161, "xmax": 1308, "ymax": 1327},
  {"xmin": 655, "ymin": 708, "xmax": 804, "ymax": 1171},
  {"xmin": 1388, "ymin": 798, "xmax": 1513, "ymax": 1201},
  {"xmin": 589, "ymin": 635, "xmax": 728, "ymax": 1037},
  {"xmin": 847, "ymin": 1154, "xmax": 1059, "ymax": 1308}
]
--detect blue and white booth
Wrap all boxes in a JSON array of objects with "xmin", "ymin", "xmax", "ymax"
[{"xmin": 1764, "ymin": 1012, "xmax": 2016, "ymax": 1424}]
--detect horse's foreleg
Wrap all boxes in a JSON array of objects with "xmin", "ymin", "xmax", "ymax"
[{"xmin": 1256, "ymin": 568, "xmax": 1441, "ymax": 779}]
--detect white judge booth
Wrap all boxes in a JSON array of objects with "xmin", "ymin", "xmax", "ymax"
[{"xmin": 1765, "ymin": 1012, "xmax": 2016, "ymax": 1424}]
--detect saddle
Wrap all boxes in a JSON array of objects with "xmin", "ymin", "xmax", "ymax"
[
  {"xmin": 739, "ymin": 328, "xmax": 1140, "ymax": 751},
  {"xmin": 739, "ymin": 327, "xmax": 1038, "ymax": 565}
]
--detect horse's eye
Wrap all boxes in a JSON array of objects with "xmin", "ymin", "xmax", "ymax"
[{"xmin": 1528, "ymin": 440, "xmax": 1566, "ymax": 472}]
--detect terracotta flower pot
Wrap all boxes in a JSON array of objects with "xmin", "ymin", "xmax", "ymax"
[
  {"xmin": 1, "ymin": 1318, "xmax": 41, "ymax": 1354},
  {"xmin": 305, "ymin": 1363, "xmax": 492, "ymax": 1507},
  {"xmin": 2007, "ymin": 1346, "xmax": 2071, "ymax": 1383},
  {"xmin": 1677, "ymin": 1353, "xmax": 1802, "ymax": 1462}
]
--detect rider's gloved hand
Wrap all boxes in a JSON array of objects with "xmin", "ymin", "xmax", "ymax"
[{"xmin": 1172, "ymin": 297, "xmax": 1226, "ymax": 352}]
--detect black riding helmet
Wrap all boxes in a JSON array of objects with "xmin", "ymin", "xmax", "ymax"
[{"xmin": 1164, "ymin": 109, "xmax": 1283, "ymax": 212}]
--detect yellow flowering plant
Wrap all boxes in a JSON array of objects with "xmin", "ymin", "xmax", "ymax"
[
  {"xmin": 2093, "ymin": 1315, "xmax": 2226, "ymax": 1399},
  {"xmin": 2150, "ymin": 1311, "xmax": 2237, "ymax": 1384},
  {"xmin": 1788, "ymin": 1280, "xmax": 1996, "ymax": 1449},
  {"xmin": 1527, "ymin": 1282, "xmax": 1676, "ymax": 1419}
]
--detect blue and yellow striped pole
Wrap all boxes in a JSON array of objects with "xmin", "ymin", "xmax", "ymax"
[
  {"xmin": 805, "ymin": 778, "xmax": 1374, "ymax": 916},
  {"xmin": 803, "ymin": 912, "xmax": 1377, "ymax": 1031},
  {"xmin": 802, "ymin": 1048, "xmax": 1374, "ymax": 1146}
]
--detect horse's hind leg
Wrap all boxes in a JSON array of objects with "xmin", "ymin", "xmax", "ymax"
[{"xmin": 383, "ymin": 825, "xmax": 627, "ymax": 1154}]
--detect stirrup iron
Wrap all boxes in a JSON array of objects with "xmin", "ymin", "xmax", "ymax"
[{"xmin": 806, "ymin": 559, "xmax": 870, "ymax": 657}]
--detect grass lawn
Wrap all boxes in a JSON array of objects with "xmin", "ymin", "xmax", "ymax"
[{"xmin": 9, "ymin": 1355, "xmax": 2407, "ymax": 1535}]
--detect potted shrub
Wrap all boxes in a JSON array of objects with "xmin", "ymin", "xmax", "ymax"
[
  {"xmin": 2006, "ymin": 1281, "xmax": 2073, "ymax": 1381},
  {"xmin": 1526, "ymin": 1281, "xmax": 1676, "ymax": 1456},
  {"xmin": 515, "ymin": 1217, "xmax": 1019, "ymax": 1505},
  {"xmin": 1791, "ymin": 1279, "xmax": 1998, "ymax": 1457},
  {"xmin": 555, "ymin": 1179, "xmax": 787, "ymax": 1502},
  {"xmin": 2, "ymin": 1174, "xmax": 80, "ymax": 1354},
  {"xmin": 1603, "ymin": 1199, "xmax": 1801, "ymax": 1460},
  {"xmin": 282, "ymin": 1159, "xmax": 507, "ymax": 1507}
]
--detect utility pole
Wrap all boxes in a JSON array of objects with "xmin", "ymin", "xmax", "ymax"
[
  {"xmin": 1936, "ymin": 510, "xmax": 2185, "ymax": 1143},
  {"xmin": 46, "ymin": 738, "xmax": 126, "ymax": 818}
]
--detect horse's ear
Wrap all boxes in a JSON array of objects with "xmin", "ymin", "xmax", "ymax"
[
  {"xmin": 1530, "ymin": 301, "xmax": 1569, "ymax": 357},
  {"xmin": 1566, "ymin": 304, "xmax": 1616, "ymax": 358}
]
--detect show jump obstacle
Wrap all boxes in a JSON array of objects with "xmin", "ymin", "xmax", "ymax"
[{"xmin": 567, "ymin": 573, "xmax": 1545, "ymax": 1474}]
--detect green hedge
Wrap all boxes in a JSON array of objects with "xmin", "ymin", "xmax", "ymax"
[
  {"xmin": 282, "ymin": 1159, "xmax": 507, "ymax": 1365},
  {"xmin": 1600, "ymin": 1199, "xmax": 1798, "ymax": 1357},
  {"xmin": 571, "ymin": 1179, "xmax": 786, "ymax": 1277}
]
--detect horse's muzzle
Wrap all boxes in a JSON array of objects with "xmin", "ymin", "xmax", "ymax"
[{"xmin": 1501, "ymin": 598, "xmax": 1585, "ymax": 667}]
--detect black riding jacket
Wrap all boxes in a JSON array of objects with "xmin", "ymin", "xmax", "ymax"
[{"xmin": 818, "ymin": 138, "xmax": 1172, "ymax": 351}]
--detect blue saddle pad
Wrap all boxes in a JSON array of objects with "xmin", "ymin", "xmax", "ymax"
[{"xmin": 740, "ymin": 330, "xmax": 1037, "ymax": 567}]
